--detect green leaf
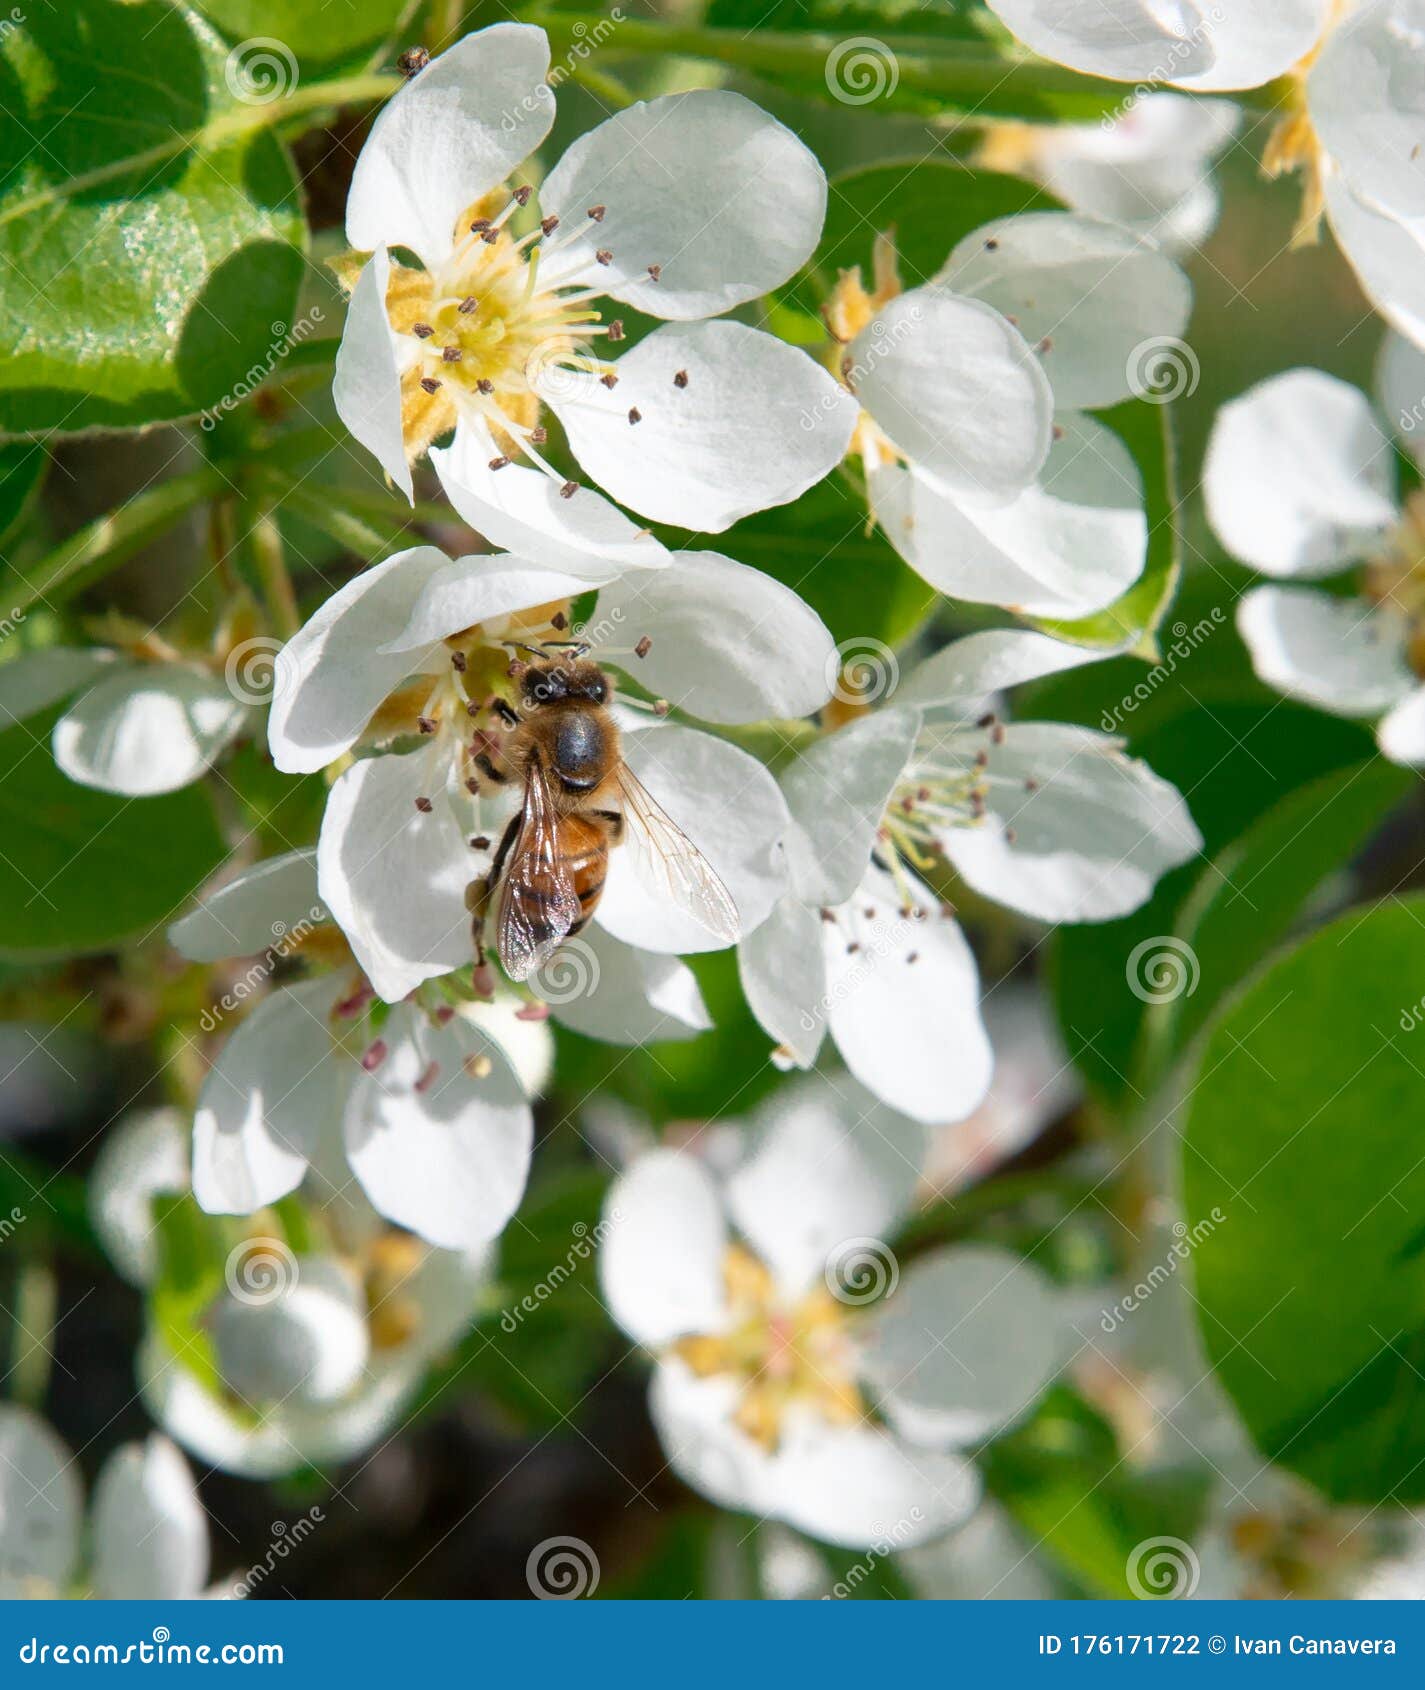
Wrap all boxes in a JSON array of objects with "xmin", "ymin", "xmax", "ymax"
[
  {"xmin": 1034, "ymin": 400, "xmax": 1179, "ymax": 657},
  {"xmin": 0, "ymin": 440, "xmax": 45, "ymax": 545},
  {"xmin": 0, "ymin": 709, "xmax": 227, "ymax": 960},
  {"xmin": 1154, "ymin": 758, "xmax": 1410, "ymax": 1066},
  {"xmin": 1045, "ymin": 702, "xmax": 1378, "ymax": 1108},
  {"xmin": 196, "ymin": 0, "xmax": 396, "ymax": 63},
  {"xmin": 0, "ymin": 1, "xmax": 305, "ymax": 438},
  {"xmin": 1182, "ymin": 897, "xmax": 1425, "ymax": 1504}
]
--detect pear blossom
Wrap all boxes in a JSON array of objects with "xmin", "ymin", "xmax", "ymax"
[
  {"xmin": 984, "ymin": 0, "xmax": 1425, "ymax": 350},
  {"xmin": 90, "ymin": 1109, "xmax": 493, "ymax": 1480},
  {"xmin": 820, "ymin": 213, "xmax": 1190, "ymax": 618},
  {"xmin": 976, "ymin": 94, "xmax": 1241, "ymax": 254},
  {"xmin": 0, "ymin": 638, "xmax": 254, "ymax": 798},
  {"xmin": 738, "ymin": 630, "xmax": 1201, "ymax": 1120},
  {"xmin": 334, "ymin": 22, "xmax": 856, "ymax": 562},
  {"xmin": 599, "ymin": 1087, "xmax": 1063, "ymax": 1548},
  {"xmin": 266, "ymin": 543, "xmax": 828, "ymax": 1015},
  {"xmin": 1203, "ymin": 359, "xmax": 1425, "ymax": 766},
  {"xmin": 0, "ymin": 1406, "xmax": 210, "ymax": 1599}
]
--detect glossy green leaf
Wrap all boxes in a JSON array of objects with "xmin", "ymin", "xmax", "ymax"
[
  {"xmin": 1182, "ymin": 897, "xmax": 1425, "ymax": 1504},
  {"xmin": 0, "ymin": 710, "xmax": 228, "ymax": 960},
  {"xmin": 0, "ymin": 1, "xmax": 305, "ymax": 438},
  {"xmin": 197, "ymin": 0, "xmax": 396, "ymax": 62}
]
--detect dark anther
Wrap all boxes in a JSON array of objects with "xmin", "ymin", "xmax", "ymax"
[
  {"xmin": 541, "ymin": 215, "xmax": 560, "ymax": 236},
  {"xmin": 628, "ymin": 406, "xmax": 641, "ymax": 425},
  {"xmin": 600, "ymin": 372, "xmax": 618, "ymax": 389},
  {"xmin": 414, "ymin": 796, "xmax": 434, "ymax": 813},
  {"xmin": 397, "ymin": 46, "xmax": 429, "ymax": 77},
  {"xmin": 588, "ymin": 204, "xmax": 606, "ymax": 221},
  {"xmin": 476, "ymin": 377, "xmax": 494, "ymax": 395},
  {"xmin": 634, "ymin": 635, "xmax": 652, "ymax": 659},
  {"xmin": 450, "ymin": 650, "xmax": 467, "ymax": 672},
  {"xmin": 513, "ymin": 184, "xmax": 533, "ymax": 206},
  {"xmin": 560, "ymin": 480, "xmax": 578, "ymax": 499},
  {"xmin": 552, "ymin": 611, "xmax": 568, "ymax": 630},
  {"xmin": 646, "ymin": 264, "xmax": 661, "ymax": 282},
  {"xmin": 459, "ymin": 296, "xmax": 478, "ymax": 315},
  {"xmin": 596, "ymin": 248, "xmax": 613, "ymax": 266},
  {"xmin": 442, "ymin": 346, "xmax": 462, "ymax": 362},
  {"xmin": 489, "ymin": 456, "xmax": 510, "ymax": 470},
  {"xmin": 607, "ymin": 320, "xmax": 625, "ymax": 342},
  {"xmin": 472, "ymin": 835, "xmax": 491, "ymax": 850},
  {"xmin": 530, "ymin": 426, "xmax": 548, "ymax": 445},
  {"xmin": 419, "ymin": 377, "xmax": 441, "ymax": 394},
  {"xmin": 413, "ymin": 323, "xmax": 434, "ymax": 339},
  {"xmin": 674, "ymin": 369, "xmax": 688, "ymax": 388},
  {"xmin": 417, "ymin": 716, "xmax": 437, "ymax": 734}
]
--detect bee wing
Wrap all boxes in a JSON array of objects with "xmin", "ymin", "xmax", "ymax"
[
  {"xmin": 497, "ymin": 754, "xmax": 582, "ymax": 981},
  {"xmin": 615, "ymin": 764, "xmax": 740, "ymax": 944}
]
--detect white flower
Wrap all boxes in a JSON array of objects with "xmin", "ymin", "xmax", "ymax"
[
  {"xmin": 266, "ymin": 544, "xmax": 826, "ymax": 1013},
  {"xmin": 977, "ymin": 94, "xmax": 1241, "ymax": 254},
  {"xmin": 334, "ymin": 23, "xmax": 856, "ymax": 561},
  {"xmin": 739, "ymin": 630, "xmax": 1201, "ymax": 1119},
  {"xmin": 984, "ymin": 0, "xmax": 1425, "ymax": 349},
  {"xmin": 0, "ymin": 644, "xmax": 253, "ymax": 797},
  {"xmin": 1203, "ymin": 358, "xmax": 1425, "ymax": 766},
  {"xmin": 90, "ymin": 1110, "xmax": 492, "ymax": 1482},
  {"xmin": 0, "ymin": 1405, "xmax": 209, "ymax": 1598},
  {"xmin": 599, "ymin": 1088, "xmax": 1063, "ymax": 1549},
  {"xmin": 822, "ymin": 214, "xmax": 1189, "ymax": 617}
]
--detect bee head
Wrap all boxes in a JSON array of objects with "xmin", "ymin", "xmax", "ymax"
[{"xmin": 521, "ymin": 658, "xmax": 610, "ymax": 708}]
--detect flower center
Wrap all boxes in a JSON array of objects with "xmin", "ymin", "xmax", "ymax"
[
  {"xmin": 1227, "ymin": 1500, "xmax": 1372, "ymax": 1600},
  {"xmin": 671, "ymin": 1244, "xmax": 865, "ymax": 1451},
  {"xmin": 822, "ymin": 230, "xmax": 907, "ymax": 478},
  {"xmin": 1364, "ymin": 492, "xmax": 1425, "ymax": 676},
  {"xmin": 382, "ymin": 188, "xmax": 629, "ymax": 473}
]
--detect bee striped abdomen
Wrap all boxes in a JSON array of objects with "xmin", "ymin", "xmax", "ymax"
[{"xmin": 561, "ymin": 814, "xmax": 609, "ymax": 936}]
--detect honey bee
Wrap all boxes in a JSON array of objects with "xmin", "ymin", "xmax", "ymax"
[{"xmin": 468, "ymin": 649, "xmax": 738, "ymax": 981}]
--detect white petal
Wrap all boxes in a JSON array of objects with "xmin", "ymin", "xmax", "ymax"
[
  {"xmin": 599, "ymin": 1150, "xmax": 730, "ymax": 1345},
  {"xmin": 317, "ymin": 748, "xmax": 471, "ymax": 1004},
  {"xmin": 168, "ymin": 849, "xmax": 324, "ymax": 963},
  {"xmin": 458, "ymin": 993, "xmax": 556, "ymax": 1098},
  {"xmin": 0, "ymin": 647, "xmax": 115, "ymax": 728},
  {"xmin": 346, "ymin": 24, "xmax": 555, "ymax": 266},
  {"xmin": 539, "ymin": 90, "xmax": 825, "ymax": 319},
  {"xmin": 872, "ymin": 413, "xmax": 1146, "ymax": 618},
  {"xmin": 1203, "ymin": 367, "xmax": 1398, "ymax": 576},
  {"xmin": 824, "ymin": 863, "xmax": 992, "ymax": 1125},
  {"xmin": 1379, "ymin": 686, "xmax": 1425, "ymax": 765},
  {"xmin": 984, "ymin": 0, "xmax": 1328, "ymax": 91},
  {"xmin": 852, "ymin": 286, "xmax": 1052, "ymax": 497},
  {"xmin": 779, "ymin": 707, "xmax": 921, "ymax": 905},
  {"xmin": 431, "ymin": 422, "xmax": 669, "ymax": 575},
  {"xmin": 380, "ymin": 548, "xmax": 629, "ymax": 655},
  {"xmin": 726, "ymin": 1086, "xmax": 925, "ymax": 1298},
  {"xmin": 192, "ymin": 978, "xmax": 338, "ymax": 1215},
  {"xmin": 936, "ymin": 721, "xmax": 1202, "ymax": 921},
  {"xmin": 858, "ymin": 1245, "xmax": 1061, "ymax": 1447},
  {"xmin": 268, "ymin": 545, "xmax": 450, "ymax": 773},
  {"xmin": 1236, "ymin": 585, "xmax": 1415, "ymax": 717},
  {"xmin": 648, "ymin": 1360, "xmax": 768, "ymax": 1517},
  {"xmin": 769, "ymin": 1412, "xmax": 981, "ymax": 1550},
  {"xmin": 210, "ymin": 1258, "xmax": 370, "ymax": 1408},
  {"xmin": 940, "ymin": 213, "xmax": 1192, "ymax": 409},
  {"xmin": 594, "ymin": 551, "xmax": 835, "ymax": 723},
  {"xmin": 548, "ymin": 321, "xmax": 857, "ymax": 532},
  {"xmin": 90, "ymin": 1436, "xmax": 209, "ymax": 1600},
  {"xmin": 1377, "ymin": 327, "xmax": 1425, "ymax": 457},
  {"xmin": 1310, "ymin": 1, "xmax": 1425, "ymax": 223},
  {"xmin": 88, "ymin": 1108, "xmax": 190, "ymax": 1288},
  {"xmin": 595, "ymin": 723, "xmax": 789, "ymax": 953},
  {"xmin": 333, "ymin": 247, "xmax": 412, "ymax": 501},
  {"xmin": 0, "ymin": 1406, "xmax": 81, "ymax": 1594},
  {"xmin": 53, "ymin": 666, "xmax": 248, "ymax": 796},
  {"xmin": 343, "ymin": 1007, "xmax": 533, "ymax": 1251},
  {"xmin": 548, "ymin": 926, "xmax": 711, "ymax": 1044},
  {"xmin": 1325, "ymin": 177, "xmax": 1425, "ymax": 352},
  {"xmin": 737, "ymin": 896, "xmax": 830, "ymax": 1068},
  {"xmin": 900, "ymin": 627, "xmax": 1107, "ymax": 713}
]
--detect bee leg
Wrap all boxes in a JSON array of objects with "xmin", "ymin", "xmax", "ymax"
[
  {"xmin": 467, "ymin": 813, "xmax": 520, "ymax": 963},
  {"xmin": 474, "ymin": 752, "xmax": 510, "ymax": 786}
]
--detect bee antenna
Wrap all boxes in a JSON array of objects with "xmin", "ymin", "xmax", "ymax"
[{"xmin": 501, "ymin": 640, "xmax": 549, "ymax": 661}]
